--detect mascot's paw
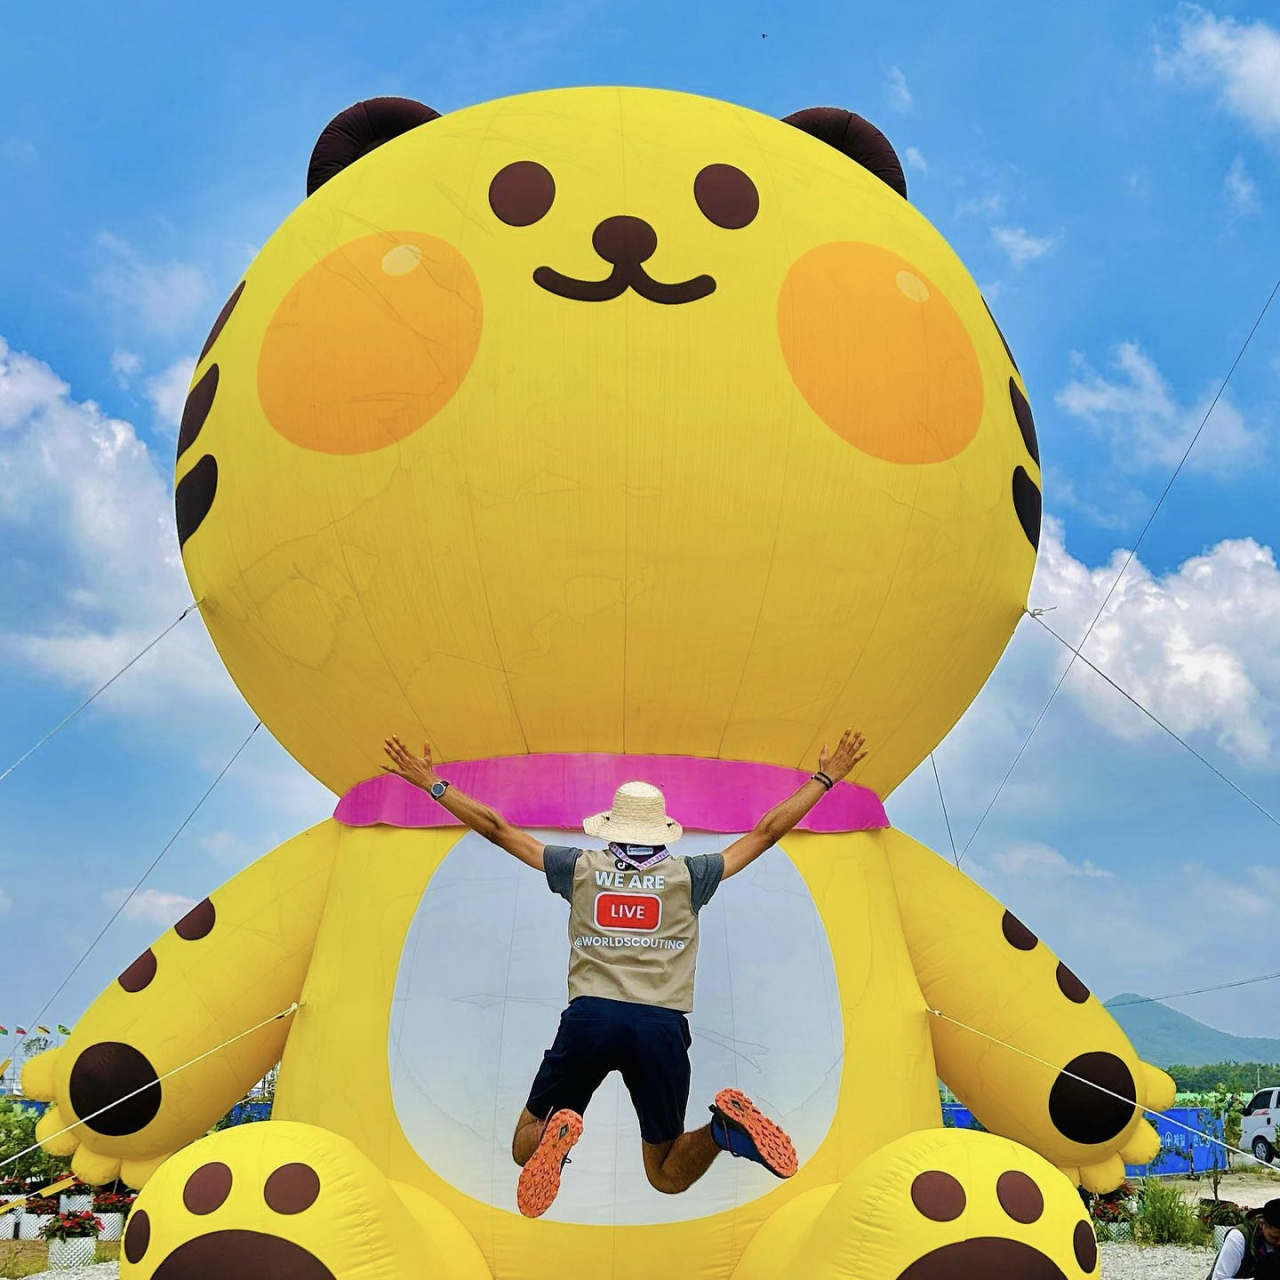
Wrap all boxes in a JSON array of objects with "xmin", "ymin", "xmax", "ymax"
[
  {"xmin": 118, "ymin": 1120, "xmax": 483, "ymax": 1280},
  {"xmin": 23, "ymin": 1048, "xmax": 174, "ymax": 1188},
  {"xmin": 737, "ymin": 1128, "xmax": 1099, "ymax": 1280}
]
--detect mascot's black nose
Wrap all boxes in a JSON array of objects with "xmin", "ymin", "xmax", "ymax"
[{"xmin": 592, "ymin": 216, "xmax": 658, "ymax": 265}]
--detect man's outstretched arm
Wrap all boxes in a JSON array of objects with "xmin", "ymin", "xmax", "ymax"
[
  {"xmin": 720, "ymin": 728, "xmax": 867, "ymax": 879},
  {"xmin": 382, "ymin": 735, "xmax": 546, "ymax": 871}
]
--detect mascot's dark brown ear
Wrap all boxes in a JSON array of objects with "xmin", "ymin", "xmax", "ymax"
[
  {"xmin": 306, "ymin": 97, "xmax": 441, "ymax": 196},
  {"xmin": 782, "ymin": 108, "xmax": 907, "ymax": 199}
]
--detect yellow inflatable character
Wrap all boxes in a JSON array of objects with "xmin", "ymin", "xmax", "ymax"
[{"xmin": 24, "ymin": 88, "xmax": 1172, "ymax": 1279}]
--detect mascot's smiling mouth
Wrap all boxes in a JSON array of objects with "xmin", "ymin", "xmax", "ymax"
[{"xmin": 534, "ymin": 215, "xmax": 715, "ymax": 305}]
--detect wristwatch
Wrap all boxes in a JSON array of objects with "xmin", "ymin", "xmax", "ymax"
[{"xmin": 429, "ymin": 779, "xmax": 450, "ymax": 801}]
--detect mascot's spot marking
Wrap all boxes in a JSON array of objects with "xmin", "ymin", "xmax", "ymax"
[
  {"xmin": 1048, "ymin": 1052, "xmax": 1136, "ymax": 1146},
  {"xmin": 183, "ymin": 1162, "xmax": 233, "ymax": 1215},
  {"xmin": 177, "ymin": 366, "xmax": 218, "ymax": 461},
  {"xmin": 1001, "ymin": 910, "xmax": 1038, "ymax": 952},
  {"xmin": 70, "ymin": 1042, "xmax": 162, "ymax": 1137},
  {"xmin": 118, "ymin": 948, "xmax": 157, "ymax": 994},
  {"xmin": 996, "ymin": 1170, "xmax": 1044, "ymax": 1224},
  {"xmin": 984, "ymin": 295, "xmax": 1019, "ymax": 373},
  {"xmin": 1074, "ymin": 1220, "xmax": 1099, "ymax": 1273},
  {"xmin": 895, "ymin": 270, "xmax": 929, "ymax": 302},
  {"xmin": 197, "ymin": 281, "xmax": 245, "ymax": 364},
  {"xmin": 1013, "ymin": 466, "xmax": 1042, "ymax": 551},
  {"xmin": 175, "ymin": 455, "xmax": 217, "ymax": 548},
  {"xmin": 123, "ymin": 1209, "xmax": 150, "ymax": 1264},
  {"xmin": 1056, "ymin": 963, "xmax": 1090, "ymax": 1005},
  {"xmin": 1010, "ymin": 378, "xmax": 1040, "ymax": 466},
  {"xmin": 175, "ymin": 898, "xmax": 216, "ymax": 941},
  {"xmin": 910, "ymin": 1170, "xmax": 966, "ymax": 1222},
  {"xmin": 381, "ymin": 244, "xmax": 424, "ymax": 276},
  {"xmin": 264, "ymin": 1162, "xmax": 321, "ymax": 1215}
]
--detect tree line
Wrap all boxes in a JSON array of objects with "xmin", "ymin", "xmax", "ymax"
[{"xmin": 1167, "ymin": 1062, "xmax": 1280, "ymax": 1093}]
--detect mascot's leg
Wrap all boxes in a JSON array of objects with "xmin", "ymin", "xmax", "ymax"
[
  {"xmin": 732, "ymin": 1129, "xmax": 1100, "ymax": 1280},
  {"xmin": 118, "ymin": 1120, "xmax": 491, "ymax": 1280}
]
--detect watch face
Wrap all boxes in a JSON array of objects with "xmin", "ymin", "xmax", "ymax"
[{"xmin": 431, "ymin": 781, "xmax": 448, "ymax": 798}]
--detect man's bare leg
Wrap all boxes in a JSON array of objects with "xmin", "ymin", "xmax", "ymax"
[
  {"xmin": 512, "ymin": 1107, "xmax": 545, "ymax": 1166},
  {"xmin": 642, "ymin": 1124, "xmax": 721, "ymax": 1194}
]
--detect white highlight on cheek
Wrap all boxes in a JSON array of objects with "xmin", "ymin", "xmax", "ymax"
[
  {"xmin": 382, "ymin": 244, "xmax": 424, "ymax": 276},
  {"xmin": 896, "ymin": 270, "xmax": 929, "ymax": 302}
]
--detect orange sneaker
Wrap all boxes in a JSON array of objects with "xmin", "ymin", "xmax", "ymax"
[
  {"xmin": 517, "ymin": 1109, "xmax": 583, "ymax": 1218},
  {"xmin": 709, "ymin": 1088, "xmax": 798, "ymax": 1178}
]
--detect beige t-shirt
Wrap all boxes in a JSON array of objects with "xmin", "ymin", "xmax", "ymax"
[{"xmin": 544, "ymin": 846, "xmax": 724, "ymax": 1013}]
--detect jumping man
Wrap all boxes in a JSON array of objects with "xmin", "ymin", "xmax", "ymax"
[{"xmin": 382, "ymin": 728, "xmax": 867, "ymax": 1218}]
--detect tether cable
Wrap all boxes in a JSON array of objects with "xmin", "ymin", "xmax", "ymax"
[
  {"xmin": 0, "ymin": 1002, "xmax": 297, "ymax": 1174},
  {"xmin": 0, "ymin": 601, "xmax": 203, "ymax": 786},
  {"xmin": 930, "ymin": 753, "xmax": 960, "ymax": 868},
  {"xmin": 930, "ymin": 1007, "xmax": 1280, "ymax": 1177},
  {"xmin": 1028, "ymin": 609, "xmax": 1280, "ymax": 832},
  {"xmin": 1106, "ymin": 970, "xmax": 1280, "ymax": 1010},
  {"xmin": 14, "ymin": 719, "xmax": 261, "ymax": 1048},
  {"xmin": 960, "ymin": 272, "xmax": 1280, "ymax": 865}
]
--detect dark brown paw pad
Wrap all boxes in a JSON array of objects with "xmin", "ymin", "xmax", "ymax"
[
  {"xmin": 70, "ymin": 1042, "xmax": 161, "ymax": 1136},
  {"xmin": 141, "ymin": 1229, "xmax": 334, "ymax": 1280},
  {"xmin": 1048, "ymin": 1052, "xmax": 1137, "ymax": 1145},
  {"xmin": 899, "ymin": 1238, "xmax": 1075, "ymax": 1279}
]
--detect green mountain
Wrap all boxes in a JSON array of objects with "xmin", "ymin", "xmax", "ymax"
[{"xmin": 1106, "ymin": 993, "xmax": 1280, "ymax": 1068}]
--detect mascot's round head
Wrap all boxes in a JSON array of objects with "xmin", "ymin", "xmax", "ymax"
[{"xmin": 176, "ymin": 87, "xmax": 1040, "ymax": 797}]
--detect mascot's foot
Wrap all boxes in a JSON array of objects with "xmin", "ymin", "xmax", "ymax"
[
  {"xmin": 517, "ymin": 1109, "xmax": 582, "ymax": 1219},
  {"xmin": 119, "ymin": 1119, "xmax": 490, "ymax": 1280},
  {"xmin": 733, "ymin": 1128, "xmax": 1099, "ymax": 1280},
  {"xmin": 710, "ymin": 1089, "xmax": 798, "ymax": 1178}
]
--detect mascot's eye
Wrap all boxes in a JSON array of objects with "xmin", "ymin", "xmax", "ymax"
[
  {"xmin": 694, "ymin": 164, "xmax": 759, "ymax": 229},
  {"xmin": 489, "ymin": 161, "xmax": 556, "ymax": 226}
]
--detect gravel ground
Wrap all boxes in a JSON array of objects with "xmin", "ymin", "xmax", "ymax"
[
  {"xmin": 19, "ymin": 1266, "xmax": 117, "ymax": 1280},
  {"xmin": 1102, "ymin": 1242, "xmax": 1215, "ymax": 1279}
]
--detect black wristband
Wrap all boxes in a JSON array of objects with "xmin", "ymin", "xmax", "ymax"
[{"xmin": 813, "ymin": 771, "xmax": 834, "ymax": 791}]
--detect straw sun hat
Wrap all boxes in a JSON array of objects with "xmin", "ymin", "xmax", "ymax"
[{"xmin": 583, "ymin": 781, "xmax": 683, "ymax": 846}]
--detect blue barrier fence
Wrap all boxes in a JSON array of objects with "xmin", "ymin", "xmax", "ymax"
[{"xmin": 942, "ymin": 1104, "xmax": 1225, "ymax": 1177}]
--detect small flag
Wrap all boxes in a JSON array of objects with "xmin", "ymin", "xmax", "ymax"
[
  {"xmin": 16, "ymin": 1027, "xmax": 27, "ymax": 1036},
  {"xmin": 0, "ymin": 1027, "xmax": 8, "ymax": 1035},
  {"xmin": 36, "ymin": 1026, "xmax": 49, "ymax": 1035},
  {"xmin": 57, "ymin": 1025, "xmax": 71, "ymax": 1036},
  {"xmin": 0, "ymin": 1059, "xmax": 10, "ymax": 1077}
]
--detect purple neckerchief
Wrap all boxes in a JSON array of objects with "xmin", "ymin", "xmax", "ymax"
[{"xmin": 608, "ymin": 842, "xmax": 670, "ymax": 871}]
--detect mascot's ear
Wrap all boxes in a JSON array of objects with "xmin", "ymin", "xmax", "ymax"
[
  {"xmin": 307, "ymin": 96, "xmax": 442, "ymax": 196},
  {"xmin": 782, "ymin": 108, "xmax": 907, "ymax": 199}
]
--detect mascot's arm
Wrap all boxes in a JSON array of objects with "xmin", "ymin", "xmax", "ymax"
[
  {"xmin": 884, "ymin": 827, "xmax": 1174, "ymax": 1191},
  {"xmin": 22, "ymin": 819, "xmax": 341, "ymax": 1187}
]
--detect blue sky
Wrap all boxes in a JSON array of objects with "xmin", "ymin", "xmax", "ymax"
[{"xmin": 2, "ymin": 0, "xmax": 1280, "ymax": 1062}]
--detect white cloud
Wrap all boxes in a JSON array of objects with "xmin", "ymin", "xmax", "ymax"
[
  {"xmin": 0, "ymin": 335, "xmax": 236, "ymax": 720},
  {"xmin": 1031, "ymin": 518, "xmax": 1280, "ymax": 766},
  {"xmin": 1056, "ymin": 341, "xmax": 1262, "ymax": 477},
  {"xmin": 145, "ymin": 356, "xmax": 197, "ymax": 435},
  {"xmin": 110, "ymin": 349, "xmax": 141, "ymax": 385},
  {"xmin": 991, "ymin": 225, "xmax": 1060, "ymax": 267},
  {"xmin": 886, "ymin": 66, "xmax": 913, "ymax": 112},
  {"xmin": 1225, "ymin": 155, "xmax": 1260, "ymax": 214},
  {"xmin": 102, "ymin": 887, "xmax": 197, "ymax": 926},
  {"xmin": 904, "ymin": 146, "xmax": 928, "ymax": 173},
  {"xmin": 93, "ymin": 233, "xmax": 208, "ymax": 339},
  {"xmin": 1157, "ymin": 6, "xmax": 1280, "ymax": 138},
  {"xmin": 985, "ymin": 841, "xmax": 1113, "ymax": 879},
  {"xmin": 957, "ymin": 192, "xmax": 1005, "ymax": 218}
]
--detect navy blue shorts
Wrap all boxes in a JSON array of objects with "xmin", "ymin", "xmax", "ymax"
[{"xmin": 526, "ymin": 996, "xmax": 692, "ymax": 1145}]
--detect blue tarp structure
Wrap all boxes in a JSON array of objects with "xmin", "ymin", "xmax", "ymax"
[{"xmin": 941, "ymin": 1103, "xmax": 1226, "ymax": 1177}]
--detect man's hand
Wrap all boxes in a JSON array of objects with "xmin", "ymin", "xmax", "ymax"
[
  {"xmin": 819, "ymin": 728, "xmax": 867, "ymax": 783},
  {"xmin": 382, "ymin": 734, "xmax": 440, "ymax": 792}
]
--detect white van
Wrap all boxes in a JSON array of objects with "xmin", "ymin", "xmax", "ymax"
[{"xmin": 1241, "ymin": 1087, "xmax": 1280, "ymax": 1163}]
